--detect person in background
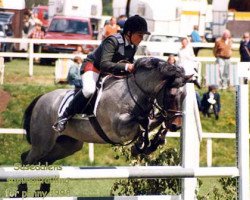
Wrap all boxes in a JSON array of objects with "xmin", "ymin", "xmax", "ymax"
[
  {"xmin": 67, "ymin": 56, "xmax": 83, "ymax": 90},
  {"xmin": 102, "ymin": 16, "xmax": 121, "ymax": 39},
  {"xmin": 201, "ymin": 84, "xmax": 221, "ymax": 120},
  {"xmin": 191, "ymin": 25, "xmax": 202, "ymax": 43},
  {"xmin": 73, "ymin": 45, "xmax": 84, "ymax": 55},
  {"xmin": 190, "ymin": 25, "xmax": 202, "ymax": 56},
  {"xmin": 177, "ymin": 37, "xmax": 199, "ymax": 80},
  {"xmin": 28, "ymin": 21, "xmax": 45, "ymax": 52},
  {"xmin": 29, "ymin": 11, "xmax": 42, "ymax": 28},
  {"xmin": 52, "ymin": 15, "xmax": 151, "ymax": 132},
  {"xmin": 239, "ymin": 32, "xmax": 250, "ymax": 62},
  {"xmin": 167, "ymin": 54, "xmax": 176, "ymax": 66},
  {"xmin": 213, "ymin": 29, "xmax": 232, "ymax": 89},
  {"xmin": 28, "ymin": 21, "xmax": 45, "ymax": 62},
  {"xmin": 117, "ymin": 14, "xmax": 127, "ymax": 32},
  {"xmin": 23, "ymin": 12, "xmax": 31, "ymax": 35}
]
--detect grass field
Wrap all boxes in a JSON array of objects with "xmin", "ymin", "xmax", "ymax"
[{"xmin": 0, "ymin": 57, "xmax": 247, "ymax": 198}]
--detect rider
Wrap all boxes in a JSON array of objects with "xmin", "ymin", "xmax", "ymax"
[{"xmin": 52, "ymin": 15, "xmax": 151, "ymax": 132}]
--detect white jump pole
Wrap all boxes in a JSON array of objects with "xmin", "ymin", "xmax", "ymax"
[
  {"xmin": 181, "ymin": 83, "xmax": 202, "ymax": 200},
  {"xmin": 236, "ymin": 78, "xmax": 249, "ymax": 200}
]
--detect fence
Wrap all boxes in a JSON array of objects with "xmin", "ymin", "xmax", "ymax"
[{"xmin": 0, "ymin": 38, "xmax": 241, "ymax": 77}]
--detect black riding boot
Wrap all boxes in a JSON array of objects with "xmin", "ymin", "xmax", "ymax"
[{"xmin": 52, "ymin": 91, "xmax": 89, "ymax": 132}]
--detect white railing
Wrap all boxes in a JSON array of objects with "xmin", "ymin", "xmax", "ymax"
[
  {"xmin": 0, "ymin": 38, "xmax": 241, "ymax": 76},
  {"xmin": 0, "ymin": 128, "xmax": 248, "ymax": 167}
]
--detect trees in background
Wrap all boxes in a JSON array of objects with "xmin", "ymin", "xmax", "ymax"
[{"xmin": 25, "ymin": 0, "xmax": 48, "ymax": 9}]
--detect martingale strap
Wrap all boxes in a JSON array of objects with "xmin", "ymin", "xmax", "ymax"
[
  {"xmin": 88, "ymin": 117, "xmax": 121, "ymax": 145},
  {"xmin": 88, "ymin": 116, "xmax": 140, "ymax": 146}
]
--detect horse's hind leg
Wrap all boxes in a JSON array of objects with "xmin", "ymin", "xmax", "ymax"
[
  {"xmin": 14, "ymin": 150, "xmax": 31, "ymax": 197},
  {"xmin": 21, "ymin": 150, "xmax": 30, "ymax": 164},
  {"xmin": 38, "ymin": 135, "xmax": 83, "ymax": 164},
  {"xmin": 15, "ymin": 138, "xmax": 56, "ymax": 197},
  {"xmin": 34, "ymin": 136, "xmax": 83, "ymax": 197}
]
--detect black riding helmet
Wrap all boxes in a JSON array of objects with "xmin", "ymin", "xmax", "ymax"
[{"xmin": 123, "ymin": 15, "xmax": 151, "ymax": 35}]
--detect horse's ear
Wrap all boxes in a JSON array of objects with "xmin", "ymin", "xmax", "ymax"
[
  {"xmin": 184, "ymin": 74, "xmax": 201, "ymax": 89},
  {"xmin": 184, "ymin": 74, "xmax": 194, "ymax": 82},
  {"xmin": 151, "ymin": 58, "xmax": 160, "ymax": 66}
]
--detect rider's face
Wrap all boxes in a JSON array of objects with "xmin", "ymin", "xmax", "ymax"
[{"xmin": 130, "ymin": 32, "xmax": 144, "ymax": 46}]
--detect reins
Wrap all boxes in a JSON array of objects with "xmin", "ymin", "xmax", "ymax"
[
  {"xmin": 127, "ymin": 72, "xmax": 180, "ymax": 119},
  {"xmin": 127, "ymin": 71, "xmax": 183, "ymax": 134}
]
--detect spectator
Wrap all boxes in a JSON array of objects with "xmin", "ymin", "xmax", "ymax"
[
  {"xmin": 190, "ymin": 25, "xmax": 202, "ymax": 56},
  {"xmin": 28, "ymin": 21, "xmax": 45, "ymax": 63},
  {"xmin": 239, "ymin": 32, "xmax": 250, "ymax": 62},
  {"xmin": 23, "ymin": 13, "xmax": 31, "ymax": 35},
  {"xmin": 117, "ymin": 14, "xmax": 127, "ymax": 31},
  {"xmin": 28, "ymin": 22, "xmax": 45, "ymax": 52},
  {"xmin": 213, "ymin": 29, "xmax": 232, "ymax": 89},
  {"xmin": 67, "ymin": 56, "xmax": 83, "ymax": 90},
  {"xmin": 196, "ymin": 91, "xmax": 202, "ymax": 111},
  {"xmin": 73, "ymin": 45, "xmax": 84, "ymax": 55},
  {"xmin": 29, "ymin": 12, "xmax": 42, "ymax": 28},
  {"xmin": 167, "ymin": 54, "xmax": 176, "ymax": 66},
  {"xmin": 201, "ymin": 84, "xmax": 221, "ymax": 120},
  {"xmin": 102, "ymin": 16, "xmax": 121, "ymax": 39},
  {"xmin": 191, "ymin": 25, "xmax": 202, "ymax": 43},
  {"xmin": 177, "ymin": 37, "xmax": 199, "ymax": 80}
]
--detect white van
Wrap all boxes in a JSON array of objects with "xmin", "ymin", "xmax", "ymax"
[{"xmin": 137, "ymin": 32, "xmax": 183, "ymax": 56}]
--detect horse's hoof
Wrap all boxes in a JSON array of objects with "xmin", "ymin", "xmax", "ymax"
[{"xmin": 131, "ymin": 145, "xmax": 142, "ymax": 157}]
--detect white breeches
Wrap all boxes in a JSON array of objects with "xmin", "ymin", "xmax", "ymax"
[{"xmin": 81, "ymin": 71, "xmax": 100, "ymax": 98}]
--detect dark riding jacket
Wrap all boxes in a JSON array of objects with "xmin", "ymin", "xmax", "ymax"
[
  {"xmin": 239, "ymin": 40, "xmax": 250, "ymax": 62},
  {"xmin": 201, "ymin": 92, "xmax": 221, "ymax": 115},
  {"xmin": 81, "ymin": 33, "xmax": 137, "ymax": 75}
]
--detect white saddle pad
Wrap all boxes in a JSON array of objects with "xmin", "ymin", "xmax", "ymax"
[
  {"xmin": 58, "ymin": 90, "xmax": 75, "ymax": 117},
  {"xmin": 57, "ymin": 76, "xmax": 108, "ymax": 118}
]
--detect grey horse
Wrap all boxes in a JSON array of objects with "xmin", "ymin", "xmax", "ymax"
[{"xmin": 18, "ymin": 57, "xmax": 188, "ymax": 197}]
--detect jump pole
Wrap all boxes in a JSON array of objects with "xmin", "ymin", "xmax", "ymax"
[
  {"xmin": 236, "ymin": 78, "xmax": 249, "ymax": 200},
  {"xmin": 181, "ymin": 83, "xmax": 202, "ymax": 199}
]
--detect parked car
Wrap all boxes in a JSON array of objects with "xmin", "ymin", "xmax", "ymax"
[
  {"xmin": 41, "ymin": 15, "xmax": 94, "ymax": 65},
  {"xmin": 136, "ymin": 32, "xmax": 183, "ymax": 57}
]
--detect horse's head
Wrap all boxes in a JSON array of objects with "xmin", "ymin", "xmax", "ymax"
[
  {"xmin": 160, "ymin": 86, "xmax": 186, "ymax": 132},
  {"xmin": 136, "ymin": 57, "xmax": 190, "ymax": 132},
  {"xmin": 133, "ymin": 57, "xmax": 191, "ymax": 131}
]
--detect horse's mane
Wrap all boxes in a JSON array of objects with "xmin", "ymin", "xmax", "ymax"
[
  {"xmin": 134, "ymin": 57, "xmax": 165, "ymax": 70},
  {"xmin": 102, "ymin": 57, "xmax": 186, "ymax": 90},
  {"xmin": 134, "ymin": 57, "xmax": 186, "ymax": 88}
]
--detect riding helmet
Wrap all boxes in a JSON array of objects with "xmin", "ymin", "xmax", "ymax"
[{"xmin": 123, "ymin": 15, "xmax": 151, "ymax": 35}]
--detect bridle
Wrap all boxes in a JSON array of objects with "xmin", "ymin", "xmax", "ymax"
[
  {"xmin": 126, "ymin": 70, "xmax": 183, "ymax": 125},
  {"xmin": 126, "ymin": 70, "xmax": 183, "ymax": 154}
]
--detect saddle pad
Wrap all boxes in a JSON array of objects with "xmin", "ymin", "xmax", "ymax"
[
  {"xmin": 57, "ymin": 76, "xmax": 108, "ymax": 118},
  {"xmin": 93, "ymin": 76, "xmax": 108, "ymax": 116},
  {"xmin": 58, "ymin": 90, "xmax": 75, "ymax": 117}
]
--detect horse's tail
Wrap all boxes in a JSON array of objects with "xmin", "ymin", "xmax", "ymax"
[{"xmin": 23, "ymin": 95, "xmax": 43, "ymax": 144}]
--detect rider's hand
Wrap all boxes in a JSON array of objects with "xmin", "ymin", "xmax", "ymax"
[{"xmin": 126, "ymin": 63, "xmax": 134, "ymax": 73}]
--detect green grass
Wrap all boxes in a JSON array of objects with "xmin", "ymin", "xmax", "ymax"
[{"xmin": 0, "ymin": 57, "xmax": 247, "ymax": 198}]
